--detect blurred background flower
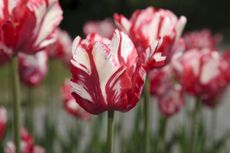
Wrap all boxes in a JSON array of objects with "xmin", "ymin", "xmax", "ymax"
[
  {"xmin": 0, "ymin": 107, "xmax": 7, "ymax": 141},
  {"xmin": 4, "ymin": 129, "xmax": 45, "ymax": 153},
  {"xmin": 19, "ymin": 51, "xmax": 48, "ymax": 87}
]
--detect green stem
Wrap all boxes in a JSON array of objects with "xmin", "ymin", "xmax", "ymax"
[
  {"xmin": 10, "ymin": 56, "xmax": 21, "ymax": 153},
  {"xmin": 26, "ymin": 87, "xmax": 34, "ymax": 135},
  {"xmin": 143, "ymin": 79, "xmax": 150, "ymax": 153},
  {"xmin": 158, "ymin": 115, "xmax": 168, "ymax": 153},
  {"xmin": 190, "ymin": 98, "xmax": 201, "ymax": 153},
  {"xmin": 107, "ymin": 110, "xmax": 114, "ymax": 153},
  {"xmin": 118, "ymin": 114, "xmax": 124, "ymax": 153},
  {"xmin": 48, "ymin": 60, "xmax": 55, "ymax": 108}
]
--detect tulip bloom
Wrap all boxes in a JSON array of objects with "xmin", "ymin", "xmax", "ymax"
[
  {"xmin": 0, "ymin": 107, "xmax": 7, "ymax": 140},
  {"xmin": 61, "ymin": 80, "xmax": 91, "ymax": 120},
  {"xmin": 4, "ymin": 129, "xmax": 45, "ymax": 153},
  {"xmin": 83, "ymin": 18, "xmax": 115, "ymax": 38},
  {"xmin": 173, "ymin": 48, "xmax": 229, "ymax": 107},
  {"xmin": 183, "ymin": 29, "xmax": 221, "ymax": 50},
  {"xmin": 46, "ymin": 28, "xmax": 72, "ymax": 66},
  {"xmin": 19, "ymin": 51, "xmax": 48, "ymax": 87},
  {"xmin": 0, "ymin": 0, "xmax": 63, "ymax": 55},
  {"xmin": 70, "ymin": 30, "xmax": 146, "ymax": 114},
  {"xmin": 114, "ymin": 7, "xmax": 186, "ymax": 70},
  {"xmin": 149, "ymin": 66, "xmax": 184, "ymax": 117}
]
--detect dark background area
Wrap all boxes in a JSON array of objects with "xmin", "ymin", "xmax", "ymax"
[{"xmin": 59, "ymin": 0, "xmax": 230, "ymax": 40}]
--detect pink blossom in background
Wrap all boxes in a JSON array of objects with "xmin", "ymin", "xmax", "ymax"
[
  {"xmin": 0, "ymin": 107, "xmax": 7, "ymax": 140},
  {"xmin": 183, "ymin": 29, "xmax": 221, "ymax": 50},
  {"xmin": 19, "ymin": 51, "xmax": 48, "ymax": 87},
  {"xmin": 149, "ymin": 66, "xmax": 184, "ymax": 117},
  {"xmin": 46, "ymin": 28, "xmax": 72, "ymax": 66},
  {"xmin": 173, "ymin": 48, "xmax": 229, "ymax": 107},
  {"xmin": 61, "ymin": 80, "xmax": 91, "ymax": 120},
  {"xmin": 4, "ymin": 129, "xmax": 45, "ymax": 153},
  {"xmin": 83, "ymin": 18, "xmax": 115, "ymax": 38},
  {"xmin": 70, "ymin": 30, "xmax": 146, "ymax": 114},
  {"xmin": 0, "ymin": 0, "xmax": 63, "ymax": 55},
  {"xmin": 114, "ymin": 7, "xmax": 186, "ymax": 70}
]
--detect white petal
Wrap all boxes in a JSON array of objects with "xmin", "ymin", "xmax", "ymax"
[
  {"xmin": 153, "ymin": 52, "xmax": 166, "ymax": 62},
  {"xmin": 0, "ymin": 0, "xmax": 3, "ymax": 20},
  {"xmin": 119, "ymin": 16, "xmax": 131, "ymax": 34},
  {"xmin": 200, "ymin": 55, "xmax": 219, "ymax": 84},
  {"xmin": 110, "ymin": 30, "xmax": 135, "ymax": 63},
  {"xmin": 67, "ymin": 99, "xmax": 79, "ymax": 111},
  {"xmin": 175, "ymin": 16, "xmax": 187, "ymax": 41},
  {"xmin": 72, "ymin": 37, "xmax": 91, "ymax": 74},
  {"xmin": 92, "ymin": 42, "xmax": 119, "ymax": 102},
  {"xmin": 33, "ymin": 1, "xmax": 63, "ymax": 47},
  {"xmin": 70, "ymin": 81, "xmax": 93, "ymax": 102},
  {"xmin": 120, "ymin": 32, "xmax": 135, "ymax": 62}
]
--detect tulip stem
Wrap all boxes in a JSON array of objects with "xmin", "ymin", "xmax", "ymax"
[
  {"xmin": 190, "ymin": 98, "xmax": 201, "ymax": 153},
  {"xmin": 26, "ymin": 87, "xmax": 34, "ymax": 135},
  {"xmin": 107, "ymin": 110, "xmax": 114, "ymax": 153},
  {"xmin": 10, "ymin": 56, "xmax": 21, "ymax": 153},
  {"xmin": 143, "ymin": 79, "xmax": 150, "ymax": 153},
  {"xmin": 158, "ymin": 115, "xmax": 168, "ymax": 153}
]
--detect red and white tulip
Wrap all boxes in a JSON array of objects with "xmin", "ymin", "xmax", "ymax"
[
  {"xmin": 19, "ymin": 51, "xmax": 48, "ymax": 87},
  {"xmin": 70, "ymin": 30, "xmax": 146, "ymax": 114},
  {"xmin": 173, "ymin": 48, "xmax": 229, "ymax": 107},
  {"xmin": 0, "ymin": 0, "xmax": 63, "ymax": 55},
  {"xmin": 5, "ymin": 129, "xmax": 45, "ymax": 153},
  {"xmin": 114, "ymin": 7, "xmax": 186, "ymax": 70},
  {"xmin": 149, "ymin": 66, "xmax": 184, "ymax": 117}
]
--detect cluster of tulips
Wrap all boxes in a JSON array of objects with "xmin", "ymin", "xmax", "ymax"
[{"xmin": 1, "ymin": 0, "xmax": 230, "ymax": 153}]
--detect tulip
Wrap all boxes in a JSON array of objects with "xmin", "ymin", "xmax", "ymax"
[
  {"xmin": 173, "ymin": 48, "xmax": 228, "ymax": 107},
  {"xmin": 46, "ymin": 28, "xmax": 72, "ymax": 66},
  {"xmin": 114, "ymin": 7, "xmax": 187, "ymax": 70},
  {"xmin": 0, "ymin": 107, "xmax": 7, "ymax": 140},
  {"xmin": 173, "ymin": 48, "xmax": 229, "ymax": 153},
  {"xmin": 114, "ymin": 8, "xmax": 186, "ymax": 153},
  {"xmin": 0, "ymin": 1, "xmax": 63, "ymax": 152},
  {"xmin": 83, "ymin": 18, "xmax": 115, "ymax": 38},
  {"xmin": 183, "ymin": 29, "xmax": 221, "ymax": 50},
  {"xmin": 70, "ymin": 29, "xmax": 146, "ymax": 114},
  {"xmin": 149, "ymin": 66, "xmax": 185, "ymax": 117},
  {"xmin": 61, "ymin": 80, "xmax": 91, "ymax": 120},
  {"xmin": 0, "ymin": 0, "xmax": 63, "ymax": 55},
  {"xmin": 19, "ymin": 51, "xmax": 48, "ymax": 87},
  {"xmin": 70, "ymin": 29, "xmax": 146, "ymax": 153},
  {"xmin": 4, "ymin": 129, "xmax": 45, "ymax": 153}
]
